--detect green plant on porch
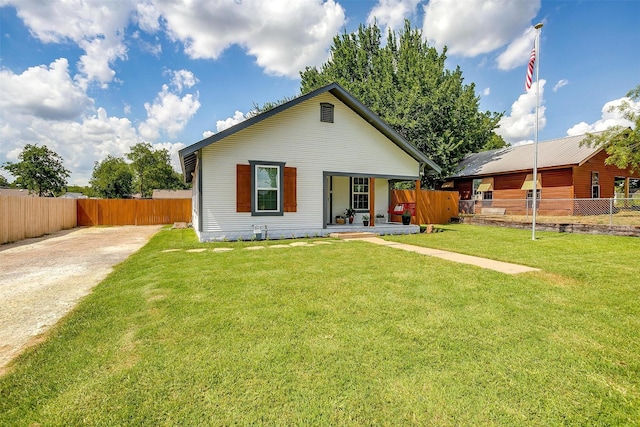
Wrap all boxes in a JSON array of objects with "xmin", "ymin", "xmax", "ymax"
[{"xmin": 344, "ymin": 207, "xmax": 356, "ymax": 218}]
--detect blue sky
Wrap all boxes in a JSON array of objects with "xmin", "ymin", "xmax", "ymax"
[{"xmin": 1, "ymin": 0, "xmax": 639, "ymax": 185}]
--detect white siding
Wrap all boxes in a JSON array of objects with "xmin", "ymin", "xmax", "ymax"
[
  {"xmin": 374, "ymin": 179, "xmax": 389, "ymax": 218},
  {"xmin": 200, "ymin": 92, "xmax": 420, "ymax": 237}
]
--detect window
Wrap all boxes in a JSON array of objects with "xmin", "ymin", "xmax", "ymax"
[
  {"xmin": 352, "ymin": 177, "xmax": 369, "ymax": 210},
  {"xmin": 320, "ymin": 103, "xmax": 334, "ymax": 123},
  {"xmin": 591, "ymin": 172, "xmax": 600, "ymax": 198},
  {"xmin": 526, "ymin": 189, "xmax": 541, "ymax": 199},
  {"xmin": 483, "ymin": 191, "xmax": 493, "ymax": 200},
  {"xmin": 256, "ymin": 165, "xmax": 280, "ymax": 212},
  {"xmin": 242, "ymin": 161, "xmax": 286, "ymax": 216}
]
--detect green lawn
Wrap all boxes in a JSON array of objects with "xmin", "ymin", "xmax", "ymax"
[{"xmin": 1, "ymin": 225, "xmax": 639, "ymax": 425}]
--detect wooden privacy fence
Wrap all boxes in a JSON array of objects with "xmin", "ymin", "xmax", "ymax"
[
  {"xmin": 390, "ymin": 189, "xmax": 459, "ymax": 224},
  {"xmin": 77, "ymin": 199, "xmax": 191, "ymax": 226},
  {"xmin": 1, "ymin": 196, "xmax": 77, "ymax": 244}
]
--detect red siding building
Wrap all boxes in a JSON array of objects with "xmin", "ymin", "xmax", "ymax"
[{"xmin": 443, "ymin": 133, "xmax": 639, "ymax": 215}]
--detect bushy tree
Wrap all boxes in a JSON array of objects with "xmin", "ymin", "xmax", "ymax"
[
  {"xmin": 2, "ymin": 144, "xmax": 70, "ymax": 196},
  {"xmin": 299, "ymin": 21, "xmax": 504, "ymax": 186},
  {"xmin": 126, "ymin": 142, "xmax": 186, "ymax": 198},
  {"xmin": 0, "ymin": 174, "xmax": 9, "ymax": 187},
  {"xmin": 90, "ymin": 155, "xmax": 133, "ymax": 198},
  {"xmin": 582, "ymin": 84, "xmax": 640, "ymax": 173},
  {"xmin": 65, "ymin": 185, "xmax": 98, "ymax": 198}
]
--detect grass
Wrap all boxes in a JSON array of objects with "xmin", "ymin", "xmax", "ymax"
[{"xmin": 1, "ymin": 225, "xmax": 639, "ymax": 425}]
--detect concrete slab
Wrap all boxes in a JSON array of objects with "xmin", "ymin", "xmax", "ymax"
[
  {"xmin": 329, "ymin": 232, "xmax": 377, "ymax": 239},
  {"xmin": 353, "ymin": 237, "xmax": 540, "ymax": 275}
]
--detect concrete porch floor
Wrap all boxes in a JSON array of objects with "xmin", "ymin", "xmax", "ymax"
[{"xmin": 325, "ymin": 222, "xmax": 419, "ymax": 236}]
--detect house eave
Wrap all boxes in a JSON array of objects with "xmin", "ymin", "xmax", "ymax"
[{"xmin": 179, "ymin": 82, "xmax": 441, "ymax": 182}]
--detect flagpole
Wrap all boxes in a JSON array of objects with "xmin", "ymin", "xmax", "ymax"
[{"xmin": 531, "ymin": 22, "xmax": 543, "ymax": 240}]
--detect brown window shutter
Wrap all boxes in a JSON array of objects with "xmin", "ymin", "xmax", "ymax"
[
  {"xmin": 236, "ymin": 164, "xmax": 251, "ymax": 212},
  {"xmin": 284, "ymin": 167, "xmax": 297, "ymax": 212}
]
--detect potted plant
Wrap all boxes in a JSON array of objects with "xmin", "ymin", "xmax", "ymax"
[
  {"xmin": 375, "ymin": 213, "xmax": 386, "ymax": 224},
  {"xmin": 362, "ymin": 214, "xmax": 370, "ymax": 226},
  {"xmin": 345, "ymin": 208, "xmax": 356, "ymax": 224},
  {"xmin": 401, "ymin": 209, "xmax": 411, "ymax": 225},
  {"xmin": 335, "ymin": 215, "xmax": 346, "ymax": 224}
]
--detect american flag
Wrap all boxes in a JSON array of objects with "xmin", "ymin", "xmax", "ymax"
[{"xmin": 525, "ymin": 46, "xmax": 536, "ymax": 91}]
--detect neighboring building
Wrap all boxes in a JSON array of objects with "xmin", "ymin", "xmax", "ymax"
[
  {"xmin": 443, "ymin": 133, "xmax": 640, "ymax": 215},
  {"xmin": 152, "ymin": 189, "xmax": 192, "ymax": 199},
  {"xmin": 0, "ymin": 188, "xmax": 36, "ymax": 197},
  {"xmin": 59, "ymin": 192, "xmax": 88, "ymax": 199},
  {"xmin": 179, "ymin": 82, "xmax": 441, "ymax": 241}
]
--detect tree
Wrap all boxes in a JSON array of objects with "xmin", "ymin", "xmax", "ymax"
[
  {"xmin": 2, "ymin": 144, "xmax": 70, "ymax": 196},
  {"xmin": 90, "ymin": 155, "xmax": 133, "ymax": 198},
  {"xmin": 582, "ymin": 84, "xmax": 640, "ymax": 173},
  {"xmin": 299, "ymin": 21, "xmax": 505, "ymax": 186},
  {"xmin": 0, "ymin": 174, "xmax": 9, "ymax": 187},
  {"xmin": 65, "ymin": 185, "xmax": 98, "ymax": 198},
  {"xmin": 126, "ymin": 142, "xmax": 186, "ymax": 197}
]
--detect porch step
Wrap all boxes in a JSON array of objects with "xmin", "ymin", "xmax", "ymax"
[{"xmin": 329, "ymin": 232, "xmax": 378, "ymax": 240}]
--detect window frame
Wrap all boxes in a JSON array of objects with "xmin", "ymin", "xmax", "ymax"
[
  {"xmin": 351, "ymin": 177, "xmax": 369, "ymax": 212},
  {"xmin": 526, "ymin": 189, "xmax": 541, "ymax": 199},
  {"xmin": 591, "ymin": 172, "xmax": 600, "ymax": 199},
  {"xmin": 249, "ymin": 161, "xmax": 285, "ymax": 216}
]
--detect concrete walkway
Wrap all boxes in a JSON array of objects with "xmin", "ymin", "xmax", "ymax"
[{"xmin": 354, "ymin": 237, "xmax": 540, "ymax": 275}]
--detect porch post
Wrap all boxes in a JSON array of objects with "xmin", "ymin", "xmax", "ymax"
[
  {"xmin": 415, "ymin": 179, "xmax": 421, "ymax": 225},
  {"xmin": 370, "ymin": 177, "xmax": 375, "ymax": 226}
]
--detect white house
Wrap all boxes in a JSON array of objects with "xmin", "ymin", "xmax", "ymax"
[{"xmin": 179, "ymin": 83, "xmax": 441, "ymax": 241}]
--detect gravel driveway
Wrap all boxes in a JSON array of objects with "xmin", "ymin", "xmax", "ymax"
[{"xmin": 0, "ymin": 225, "xmax": 162, "ymax": 373}]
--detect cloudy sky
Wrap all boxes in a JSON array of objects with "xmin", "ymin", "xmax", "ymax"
[{"xmin": 1, "ymin": 0, "xmax": 639, "ymax": 185}]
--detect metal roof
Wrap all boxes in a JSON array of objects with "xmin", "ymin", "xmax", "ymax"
[
  {"xmin": 450, "ymin": 133, "xmax": 603, "ymax": 178},
  {"xmin": 179, "ymin": 82, "xmax": 441, "ymax": 183}
]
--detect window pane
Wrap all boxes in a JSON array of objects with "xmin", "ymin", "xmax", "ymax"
[
  {"xmin": 257, "ymin": 190, "xmax": 277, "ymax": 210},
  {"xmin": 257, "ymin": 167, "xmax": 278, "ymax": 189}
]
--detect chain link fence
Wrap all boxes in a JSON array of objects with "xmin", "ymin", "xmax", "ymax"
[{"xmin": 459, "ymin": 197, "xmax": 640, "ymax": 226}]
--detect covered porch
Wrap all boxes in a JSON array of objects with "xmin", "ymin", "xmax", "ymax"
[{"xmin": 323, "ymin": 172, "xmax": 423, "ymax": 229}]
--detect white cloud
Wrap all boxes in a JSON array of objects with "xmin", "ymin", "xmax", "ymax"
[
  {"xmin": 553, "ymin": 79, "xmax": 569, "ymax": 92},
  {"xmin": 137, "ymin": 70, "xmax": 201, "ymax": 140},
  {"xmin": 169, "ymin": 69, "xmax": 198, "ymax": 92},
  {"xmin": 0, "ymin": 58, "xmax": 93, "ymax": 120},
  {"xmin": 0, "ymin": 106, "xmax": 142, "ymax": 185},
  {"xmin": 422, "ymin": 0, "xmax": 540, "ymax": 57},
  {"xmin": 566, "ymin": 96, "xmax": 639, "ymax": 136},
  {"xmin": 135, "ymin": 0, "xmax": 162, "ymax": 32},
  {"xmin": 367, "ymin": 0, "xmax": 420, "ymax": 33},
  {"xmin": 152, "ymin": 141, "xmax": 187, "ymax": 172},
  {"xmin": 0, "ymin": 62, "xmax": 194, "ymax": 185},
  {"xmin": 495, "ymin": 79, "xmax": 546, "ymax": 144},
  {"xmin": 202, "ymin": 130, "xmax": 215, "ymax": 139},
  {"xmin": 482, "ymin": 87, "xmax": 491, "ymax": 96},
  {"xmin": 5, "ymin": 0, "xmax": 133, "ymax": 86},
  {"xmin": 216, "ymin": 111, "xmax": 247, "ymax": 132},
  {"xmin": 77, "ymin": 37, "xmax": 128, "ymax": 87},
  {"xmin": 154, "ymin": 0, "xmax": 346, "ymax": 77},
  {"xmin": 496, "ymin": 26, "xmax": 536, "ymax": 71}
]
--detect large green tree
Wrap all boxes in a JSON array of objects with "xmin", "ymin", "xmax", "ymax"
[
  {"xmin": 299, "ymin": 21, "xmax": 505, "ymax": 186},
  {"xmin": 2, "ymin": 144, "xmax": 70, "ymax": 196},
  {"xmin": 582, "ymin": 84, "xmax": 640, "ymax": 173},
  {"xmin": 126, "ymin": 142, "xmax": 186, "ymax": 198},
  {"xmin": 90, "ymin": 155, "xmax": 134, "ymax": 198},
  {"xmin": 0, "ymin": 174, "xmax": 9, "ymax": 187}
]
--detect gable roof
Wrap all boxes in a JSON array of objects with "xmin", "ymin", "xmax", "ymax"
[
  {"xmin": 450, "ymin": 133, "xmax": 603, "ymax": 178},
  {"xmin": 179, "ymin": 82, "xmax": 441, "ymax": 182}
]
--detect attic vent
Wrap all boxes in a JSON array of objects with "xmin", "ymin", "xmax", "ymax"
[{"xmin": 320, "ymin": 103, "xmax": 334, "ymax": 123}]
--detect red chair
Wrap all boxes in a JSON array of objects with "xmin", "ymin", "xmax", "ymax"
[{"xmin": 388, "ymin": 202, "xmax": 415, "ymax": 216}]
